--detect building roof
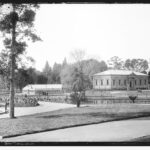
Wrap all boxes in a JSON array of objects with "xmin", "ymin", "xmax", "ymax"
[
  {"xmin": 93, "ymin": 69, "xmax": 148, "ymax": 76},
  {"xmin": 23, "ymin": 84, "xmax": 62, "ymax": 91}
]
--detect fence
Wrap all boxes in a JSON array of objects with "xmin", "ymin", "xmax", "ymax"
[
  {"xmin": 85, "ymin": 90, "xmax": 150, "ymax": 104},
  {"xmin": 1, "ymin": 90, "xmax": 150, "ymax": 105}
]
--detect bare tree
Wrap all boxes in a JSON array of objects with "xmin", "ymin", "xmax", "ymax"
[{"xmin": 70, "ymin": 49, "xmax": 86, "ymax": 71}]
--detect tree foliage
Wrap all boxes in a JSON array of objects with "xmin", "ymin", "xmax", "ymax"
[
  {"xmin": 60, "ymin": 58, "xmax": 108, "ymax": 90},
  {"xmin": 52, "ymin": 62, "xmax": 62, "ymax": 84},
  {"xmin": 108, "ymin": 56, "xmax": 124, "ymax": 70},
  {"xmin": 124, "ymin": 59, "xmax": 148, "ymax": 72},
  {"xmin": 43, "ymin": 61, "xmax": 52, "ymax": 84},
  {"xmin": 0, "ymin": 3, "xmax": 41, "ymax": 118}
]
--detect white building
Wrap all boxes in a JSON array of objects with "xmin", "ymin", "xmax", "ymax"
[
  {"xmin": 93, "ymin": 69, "xmax": 148, "ymax": 90},
  {"xmin": 22, "ymin": 84, "xmax": 63, "ymax": 95}
]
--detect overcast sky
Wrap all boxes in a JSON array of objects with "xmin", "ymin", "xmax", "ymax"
[{"xmin": 2, "ymin": 4, "xmax": 150, "ymax": 71}]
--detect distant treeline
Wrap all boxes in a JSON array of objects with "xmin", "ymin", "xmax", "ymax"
[{"xmin": 14, "ymin": 56, "xmax": 150, "ymax": 91}]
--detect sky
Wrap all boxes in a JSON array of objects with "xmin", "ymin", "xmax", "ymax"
[{"xmin": 1, "ymin": 4, "xmax": 150, "ymax": 71}]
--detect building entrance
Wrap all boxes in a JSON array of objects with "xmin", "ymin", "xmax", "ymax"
[{"xmin": 129, "ymin": 80, "xmax": 135, "ymax": 90}]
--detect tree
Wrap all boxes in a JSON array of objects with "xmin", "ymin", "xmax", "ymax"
[
  {"xmin": 36, "ymin": 73, "xmax": 48, "ymax": 84},
  {"xmin": 108, "ymin": 56, "xmax": 124, "ymax": 70},
  {"xmin": 52, "ymin": 62, "xmax": 62, "ymax": 84},
  {"xmin": 15, "ymin": 67, "xmax": 39, "ymax": 91},
  {"xmin": 69, "ymin": 50, "xmax": 87, "ymax": 107},
  {"xmin": 82, "ymin": 59, "xmax": 107, "ymax": 88},
  {"xmin": 62, "ymin": 57, "xmax": 67, "ymax": 68},
  {"xmin": 0, "ymin": 49, "xmax": 10, "ymax": 89},
  {"xmin": 124, "ymin": 59, "xmax": 148, "ymax": 72},
  {"xmin": 148, "ymin": 71, "xmax": 150, "ymax": 89},
  {"xmin": 26, "ymin": 67, "xmax": 38, "ymax": 84},
  {"xmin": 43, "ymin": 61, "xmax": 52, "ymax": 84},
  {"xmin": 60, "ymin": 64, "xmax": 74, "ymax": 90},
  {"xmin": 0, "ymin": 4, "xmax": 41, "ymax": 118},
  {"xmin": 15, "ymin": 68, "xmax": 28, "ymax": 91},
  {"xmin": 70, "ymin": 49, "xmax": 85, "ymax": 71}
]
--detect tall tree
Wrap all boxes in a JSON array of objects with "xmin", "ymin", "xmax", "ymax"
[
  {"xmin": 69, "ymin": 50, "xmax": 88, "ymax": 107},
  {"xmin": 52, "ymin": 62, "xmax": 62, "ymax": 84},
  {"xmin": 0, "ymin": 4, "xmax": 41, "ymax": 118},
  {"xmin": 148, "ymin": 71, "xmax": 150, "ymax": 89},
  {"xmin": 62, "ymin": 57, "xmax": 67, "ymax": 68},
  {"xmin": 124, "ymin": 59, "xmax": 148, "ymax": 72},
  {"xmin": 36, "ymin": 73, "xmax": 48, "ymax": 84},
  {"xmin": 108, "ymin": 56, "xmax": 124, "ymax": 70},
  {"xmin": 15, "ymin": 68, "xmax": 30, "ymax": 92},
  {"xmin": 82, "ymin": 59, "xmax": 108, "ymax": 87},
  {"xmin": 43, "ymin": 61, "xmax": 52, "ymax": 83}
]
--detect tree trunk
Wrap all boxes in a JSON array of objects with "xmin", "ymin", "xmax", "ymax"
[
  {"xmin": 77, "ymin": 100, "xmax": 80, "ymax": 107},
  {"xmin": 9, "ymin": 5, "xmax": 16, "ymax": 119}
]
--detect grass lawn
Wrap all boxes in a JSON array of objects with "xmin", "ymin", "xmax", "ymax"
[
  {"xmin": 1, "ymin": 103, "xmax": 150, "ymax": 138},
  {"xmin": 130, "ymin": 135, "xmax": 150, "ymax": 142}
]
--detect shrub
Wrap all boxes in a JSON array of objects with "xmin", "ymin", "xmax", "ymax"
[
  {"xmin": 70, "ymin": 91, "xmax": 87, "ymax": 107},
  {"xmin": 0, "ymin": 96, "xmax": 39, "ymax": 107},
  {"xmin": 129, "ymin": 96, "xmax": 137, "ymax": 103}
]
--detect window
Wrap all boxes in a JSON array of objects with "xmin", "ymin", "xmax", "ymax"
[
  {"xmin": 145, "ymin": 80, "xmax": 147, "ymax": 85},
  {"xmin": 113, "ymin": 80, "xmax": 115, "ymax": 86},
  {"xmin": 119, "ymin": 80, "xmax": 121, "ymax": 85},
  {"xmin": 135, "ymin": 80, "xmax": 136, "ymax": 85},
  {"xmin": 140, "ymin": 79, "xmax": 142, "ymax": 85},
  {"xmin": 107, "ymin": 79, "xmax": 109, "ymax": 85},
  {"xmin": 95, "ymin": 79, "xmax": 97, "ymax": 85},
  {"xmin": 101, "ymin": 80, "xmax": 103, "ymax": 85},
  {"xmin": 124, "ymin": 80, "xmax": 126, "ymax": 86}
]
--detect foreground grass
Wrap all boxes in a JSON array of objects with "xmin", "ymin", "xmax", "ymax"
[
  {"xmin": 130, "ymin": 135, "xmax": 150, "ymax": 142},
  {"xmin": 1, "ymin": 104, "xmax": 150, "ymax": 138}
]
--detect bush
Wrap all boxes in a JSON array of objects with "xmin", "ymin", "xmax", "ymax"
[
  {"xmin": 70, "ymin": 91, "xmax": 87, "ymax": 107},
  {"xmin": 129, "ymin": 96, "xmax": 137, "ymax": 103},
  {"xmin": 15, "ymin": 97, "xmax": 39, "ymax": 107},
  {"xmin": 0, "ymin": 96, "xmax": 39, "ymax": 107}
]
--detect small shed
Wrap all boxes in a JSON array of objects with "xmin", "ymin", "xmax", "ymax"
[{"xmin": 22, "ymin": 84, "xmax": 63, "ymax": 95}]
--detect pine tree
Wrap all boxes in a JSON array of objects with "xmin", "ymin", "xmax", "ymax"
[
  {"xmin": 62, "ymin": 57, "xmax": 67, "ymax": 68},
  {"xmin": 43, "ymin": 61, "xmax": 52, "ymax": 83},
  {"xmin": 0, "ymin": 4, "xmax": 41, "ymax": 118}
]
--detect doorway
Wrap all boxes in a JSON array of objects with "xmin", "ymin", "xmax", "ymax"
[{"xmin": 130, "ymin": 81, "xmax": 132, "ymax": 88}]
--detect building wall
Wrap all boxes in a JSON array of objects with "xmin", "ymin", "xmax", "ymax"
[
  {"xmin": 93, "ymin": 75, "xmax": 148, "ymax": 90},
  {"xmin": 134, "ymin": 76, "xmax": 148, "ymax": 89},
  {"xmin": 23, "ymin": 90, "xmax": 35, "ymax": 95},
  {"xmin": 111, "ymin": 75, "xmax": 127, "ymax": 90},
  {"xmin": 93, "ymin": 75, "xmax": 112, "ymax": 90}
]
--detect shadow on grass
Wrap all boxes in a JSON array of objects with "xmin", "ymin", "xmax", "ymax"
[
  {"xmin": 36, "ymin": 111, "xmax": 150, "ymax": 119},
  {"xmin": 0, "ymin": 111, "xmax": 8, "ymax": 115}
]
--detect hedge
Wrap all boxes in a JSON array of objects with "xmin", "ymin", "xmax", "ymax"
[{"xmin": 0, "ymin": 96, "xmax": 39, "ymax": 107}]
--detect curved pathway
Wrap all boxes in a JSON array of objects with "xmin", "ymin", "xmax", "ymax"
[{"xmin": 2, "ymin": 117, "xmax": 150, "ymax": 142}]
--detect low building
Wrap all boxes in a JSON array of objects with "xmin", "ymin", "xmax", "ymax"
[
  {"xmin": 22, "ymin": 84, "xmax": 63, "ymax": 95},
  {"xmin": 93, "ymin": 69, "xmax": 148, "ymax": 90}
]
